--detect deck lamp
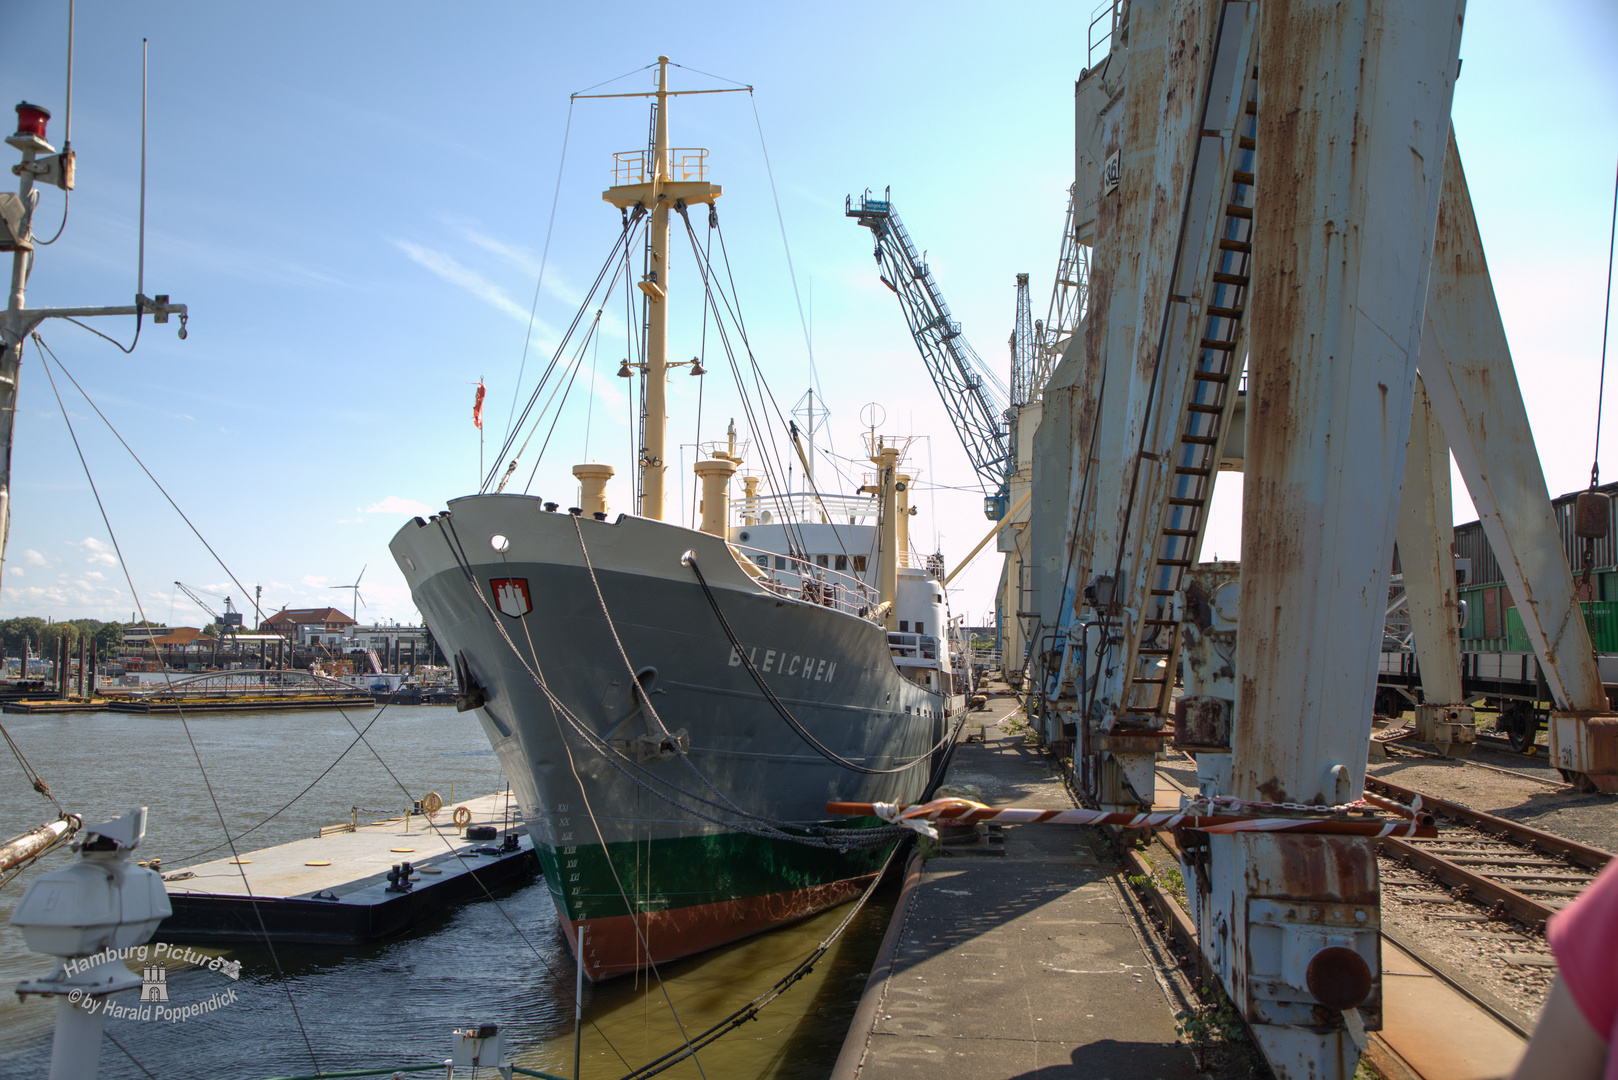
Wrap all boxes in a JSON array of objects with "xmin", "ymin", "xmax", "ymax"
[
  {"xmin": 690, "ymin": 357, "xmax": 706, "ymax": 376},
  {"xmin": 617, "ymin": 359, "xmax": 633, "ymax": 378},
  {"xmin": 13, "ymin": 102, "xmax": 50, "ymax": 140}
]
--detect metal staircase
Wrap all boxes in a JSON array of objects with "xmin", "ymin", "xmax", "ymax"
[{"xmin": 1124, "ymin": 68, "xmax": 1258, "ymax": 720}]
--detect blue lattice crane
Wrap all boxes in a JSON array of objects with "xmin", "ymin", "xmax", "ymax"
[{"xmin": 847, "ymin": 189, "xmax": 1012, "ymax": 519}]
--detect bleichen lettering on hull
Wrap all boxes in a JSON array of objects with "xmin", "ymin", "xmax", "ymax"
[{"xmin": 727, "ymin": 645, "xmax": 837, "ymax": 684}]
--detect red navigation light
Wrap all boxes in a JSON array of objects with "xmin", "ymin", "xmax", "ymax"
[{"xmin": 14, "ymin": 102, "xmax": 51, "ymax": 140}]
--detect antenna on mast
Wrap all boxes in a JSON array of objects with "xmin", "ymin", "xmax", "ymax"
[
  {"xmin": 63, "ymin": 0, "xmax": 75, "ymax": 151},
  {"xmin": 138, "ymin": 38, "xmax": 147, "ymax": 305}
]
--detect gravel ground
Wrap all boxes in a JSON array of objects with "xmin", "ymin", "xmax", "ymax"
[
  {"xmin": 1368, "ymin": 754, "xmax": 1616, "ymax": 852},
  {"xmin": 1378, "ymin": 850, "xmax": 1556, "ymax": 1025}
]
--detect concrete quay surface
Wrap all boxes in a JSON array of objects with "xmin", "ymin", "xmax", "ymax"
[{"xmin": 835, "ymin": 696, "xmax": 1199, "ymax": 1080}]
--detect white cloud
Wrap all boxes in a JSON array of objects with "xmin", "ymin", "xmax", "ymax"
[
  {"xmin": 22, "ymin": 549, "xmax": 50, "ymax": 568},
  {"xmin": 300, "ymin": 575, "xmax": 330, "ymax": 588},
  {"xmin": 83, "ymin": 571, "xmax": 105, "ymax": 581},
  {"xmin": 68, "ymin": 537, "xmax": 118, "ymax": 567},
  {"xmin": 9, "ymin": 567, "xmax": 21, "ymax": 577},
  {"xmin": 392, "ymin": 239, "xmax": 545, "ymax": 328},
  {"xmin": 462, "ymin": 228, "xmax": 545, "ymax": 279},
  {"xmin": 364, "ymin": 495, "xmax": 434, "ymax": 517}
]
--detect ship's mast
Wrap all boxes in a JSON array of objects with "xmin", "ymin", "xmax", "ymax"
[
  {"xmin": 643, "ymin": 58, "xmax": 671, "ymax": 520},
  {"xmin": 594, "ymin": 57, "xmax": 733, "ymax": 521},
  {"xmin": 0, "ymin": 89, "xmax": 186, "ymax": 607}
]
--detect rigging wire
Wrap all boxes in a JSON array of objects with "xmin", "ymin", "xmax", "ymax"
[
  {"xmin": 573, "ymin": 62, "xmax": 659, "ymax": 97},
  {"xmin": 164, "ymin": 706, "xmax": 390, "ymax": 864},
  {"xmin": 35, "ymin": 333, "xmax": 324, "ymax": 1074},
  {"xmin": 503, "ymin": 98, "xmax": 575, "ymax": 447},
  {"xmin": 673, "ymin": 208, "xmax": 802, "ymax": 555},
  {"xmin": 32, "ymin": 336, "xmax": 268, "ymax": 638},
  {"xmin": 747, "ymin": 92, "xmax": 820, "ymax": 397},
  {"xmin": 522, "ymin": 312, "xmax": 600, "ymax": 493},
  {"xmin": 0, "ymin": 718, "xmax": 62, "ymax": 812},
  {"xmin": 484, "ymin": 211, "xmax": 647, "ymax": 492},
  {"xmin": 103, "ymin": 1028, "xmax": 159, "ymax": 1080},
  {"xmin": 584, "ymin": 325, "xmax": 600, "ymax": 460},
  {"xmin": 432, "ymin": 522, "xmax": 705, "ymax": 1071},
  {"xmin": 1593, "ymin": 155, "xmax": 1618, "ymax": 489}
]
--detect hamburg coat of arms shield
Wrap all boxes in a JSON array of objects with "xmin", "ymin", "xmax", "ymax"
[{"xmin": 492, "ymin": 578, "xmax": 532, "ymax": 618}]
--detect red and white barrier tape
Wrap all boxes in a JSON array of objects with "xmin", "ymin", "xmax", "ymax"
[{"xmin": 828, "ymin": 797, "xmax": 1436, "ymax": 840}]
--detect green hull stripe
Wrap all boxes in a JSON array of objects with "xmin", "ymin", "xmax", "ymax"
[{"xmin": 535, "ymin": 819, "xmax": 893, "ymax": 922}]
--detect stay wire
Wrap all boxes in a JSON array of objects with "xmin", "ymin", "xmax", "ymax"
[
  {"xmin": 321, "ymin": 694, "xmax": 633, "ymax": 1070},
  {"xmin": 490, "ymin": 215, "xmax": 639, "ymax": 488},
  {"xmin": 103, "ymin": 1027, "xmax": 159, "ymax": 1080},
  {"xmin": 1594, "ymin": 155, "xmax": 1618, "ymax": 489},
  {"xmin": 31, "ymin": 335, "xmax": 264, "ymax": 631},
  {"xmin": 521, "ymin": 316, "xmax": 596, "ymax": 493},
  {"xmin": 678, "ymin": 210, "xmax": 809, "ymax": 557},
  {"xmin": 747, "ymin": 92, "xmax": 820, "ymax": 396},
  {"xmin": 674, "ymin": 211, "xmax": 800, "ymax": 552},
  {"xmin": 485, "ymin": 214, "xmax": 646, "ymax": 491},
  {"xmin": 618, "ymin": 839, "xmax": 903, "ymax": 1080},
  {"xmin": 35, "ymin": 334, "xmax": 322, "ymax": 1073},
  {"xmin": 573, "ymin": 63, "xmax": 658, "ymax": 97},
  {"xmin": 504, "ymin": 98, "xmax": 575, "ymax": 447},
  {"xmin": 0, "ymin": 717, "xmax": 62, "ymax": 812},
  {"xmin": 166, "ymin": 705, "xmax": 389, "ymax": 864},
  {"xmin": 666, "ymin": 62, "xmax": 751, "ymax": 89},
  {"xmin": 435, "ymin": 523, "xmax": 701, "ymax": 1073}
]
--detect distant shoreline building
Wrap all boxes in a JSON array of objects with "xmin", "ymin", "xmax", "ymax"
[{"xmin": 260, "ymin": 607, "xmax": 357, "ymax": 646}]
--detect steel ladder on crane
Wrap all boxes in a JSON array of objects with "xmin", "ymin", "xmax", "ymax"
[{"xmin": 1123, "ymin": 68, "xmax": 1259, "ymax": 721}]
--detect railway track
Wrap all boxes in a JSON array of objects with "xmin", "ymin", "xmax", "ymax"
[{"xmin": 1365, "ymin": 775, "xmax": 1612, "ymax": 928}]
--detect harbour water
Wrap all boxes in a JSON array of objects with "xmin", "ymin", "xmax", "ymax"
[{"xmin": 0, "ymin": 705, "xmax": 892, "ymax": 1078}]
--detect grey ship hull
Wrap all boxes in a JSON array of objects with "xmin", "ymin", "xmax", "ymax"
[{"xmin": 389, "ymin": 494, "xmax": 949, "ymax": 978}]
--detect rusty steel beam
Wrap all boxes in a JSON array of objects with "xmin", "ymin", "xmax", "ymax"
[
  {"xmin": 1396, "ymin": 375, "xmax": 1464, "ymax": 704},
  {"xmin": 1418, "ymin": 131, "xmax": 1607, "ymax": 715},
  {"xmin": 1233, "ymin": 0, "xmax": 1464, "ymax": 807}
]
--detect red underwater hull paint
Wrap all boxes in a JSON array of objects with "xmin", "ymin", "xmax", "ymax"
[{"xmin": 557, "ymin": 875, "xmax": 874, "ymax": 980}]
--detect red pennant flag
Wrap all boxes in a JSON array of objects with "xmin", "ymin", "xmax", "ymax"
[{"xmin": 472, "ymin": 380, "xmax": 486, "ymax": 430}]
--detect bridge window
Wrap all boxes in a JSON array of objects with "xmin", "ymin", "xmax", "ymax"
[
  {"xmin": 899, "ymin": 621, "xmax": 908, "ymax": 632},
  {"xmin": 835, "ymin": 555, "xmax": 848, "ymax": 571},
  {"xmin": 852, "ymin": 556, "xmax": 868, "ymax": 572}
]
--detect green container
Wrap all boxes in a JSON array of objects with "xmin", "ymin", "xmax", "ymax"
[{"xmin": 1503, "ymin": 601, "xmax": 1618, "ymax": 654}]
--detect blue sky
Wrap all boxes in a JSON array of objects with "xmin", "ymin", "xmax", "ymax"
[{"xmin": 0, "ymin": 1, "xmax": 1614, "ymax": 630}]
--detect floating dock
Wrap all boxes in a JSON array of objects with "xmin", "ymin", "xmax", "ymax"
[
  {"xmin": 107, "ymin": 693, "xmax": 373, "ymax": 714},
  {"xmin": 1, "ymin": 698, "xmax": 107, "ymax": 714},
  {"xmin": 157, "ymin": 791, "xmax": 537, "ymax": 945}
]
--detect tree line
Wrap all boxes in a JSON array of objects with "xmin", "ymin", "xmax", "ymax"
[{"xmin": 0, "ymin": 617, "xmax": 126, "ymax": 658}]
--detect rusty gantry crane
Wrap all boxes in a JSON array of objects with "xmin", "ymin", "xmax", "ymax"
[{"xmin": 1021, "ymin": 1, "xmax": 1615, "ymax": 1078}]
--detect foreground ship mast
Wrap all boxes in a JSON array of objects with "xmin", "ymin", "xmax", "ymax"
[{"xmin": 587, "ymin": 56, "xmax": 728, "ymax": 520}]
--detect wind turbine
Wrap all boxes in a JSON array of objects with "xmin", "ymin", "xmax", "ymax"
[{"xmin": 330, "ymin": 566, "xmax": 367, "ymax": 623}]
